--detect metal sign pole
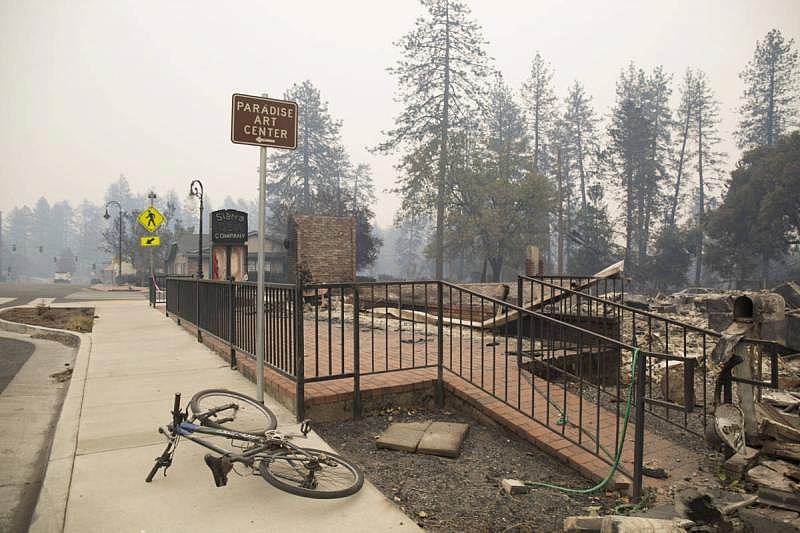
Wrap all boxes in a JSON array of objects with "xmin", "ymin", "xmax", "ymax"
[
  {"xmin": 230, "ymin": 91, "xmax": 296, "ymax": 405},
  {"xmin": 255, "ymin": 135, "xmax": 267, "ymax": 404}
]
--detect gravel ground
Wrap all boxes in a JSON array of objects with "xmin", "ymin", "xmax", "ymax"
[{"xmin": 315, "ymin": 405, "xmax": 626, "ymax": 532}]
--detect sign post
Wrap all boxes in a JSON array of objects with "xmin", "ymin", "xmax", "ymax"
[{"xmin": 231, "ymin": 93, "xmax": 298, "ymax": 404}]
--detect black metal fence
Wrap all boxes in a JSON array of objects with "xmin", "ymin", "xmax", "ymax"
[
  {"xmin": 520, "ymin": 274, "xmax": 718, "ymax": 437},
  {"xmin": 166, "ymin": 278, "xmax": 299, "ymax": 379},
  {"xmin": 164, "ymin": 275, "xmax": 694, "ymax": 499}
]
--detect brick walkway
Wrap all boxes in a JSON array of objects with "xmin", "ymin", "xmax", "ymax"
[{"xmin": 168, "ymin": 310, "xmax": 704, "ymax": 494}]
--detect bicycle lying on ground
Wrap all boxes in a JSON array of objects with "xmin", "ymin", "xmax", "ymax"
[{"xmin": 145, "ymin": 389, "xmax": 364, "ymax": 499}]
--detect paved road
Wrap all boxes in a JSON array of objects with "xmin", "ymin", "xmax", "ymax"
[
  {"xmin": 0, "ymin": 336, "xmax": 35, "ymax": 394},
  {"xmin": 0, "ymin": 283, "xmax": 144, "ymax": 308},
  {"xmin": 0, "ymin": 331, "xmax": 77, "ymax": 533}
]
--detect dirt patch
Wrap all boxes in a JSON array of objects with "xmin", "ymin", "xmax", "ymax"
[
  {"xmin": 315, "ymin": 405, "xmax": 625, "ymax": 532},
  {"xmin": 0, "ymin": 306, "xmax": 95, "ymax": 333}
]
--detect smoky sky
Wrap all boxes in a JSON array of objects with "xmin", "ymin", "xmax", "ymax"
[{"xmin": 1, "ymin": 0, "xmax": 798, "ymax": 227}]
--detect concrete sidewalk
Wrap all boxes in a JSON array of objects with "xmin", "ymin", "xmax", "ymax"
[{"xmin": 28, "ymin": 300, "xmax": 419, "ymax": 532}]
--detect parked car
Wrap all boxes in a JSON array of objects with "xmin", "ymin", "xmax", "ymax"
[{"xmin": 53, "ymin": 272, "xmax": 72, "ymax": 284}]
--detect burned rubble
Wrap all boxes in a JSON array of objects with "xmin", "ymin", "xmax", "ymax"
[{"xmin": 564, "ymin": 281, "xmax": 800, "ymax": 532}]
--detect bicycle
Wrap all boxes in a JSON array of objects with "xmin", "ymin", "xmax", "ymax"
[{"xmin": 145, "ymin": 389, "xmax": 364, "ymax": 499}]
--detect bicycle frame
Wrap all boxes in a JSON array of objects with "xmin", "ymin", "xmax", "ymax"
[
  {"xmin": 161, "ymin": 394, "xmax": 310, "ymax": 468},
  {"xmin": 171, "ymin": 421, "xmax": 285, "ymax": 465}
]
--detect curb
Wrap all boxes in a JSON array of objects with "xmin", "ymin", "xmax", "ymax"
[{"xmin": 0, "ymin": 311, "xmax": 93, "ymax": 533}]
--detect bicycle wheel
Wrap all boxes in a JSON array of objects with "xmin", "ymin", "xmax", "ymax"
[
  {"xmin": 259, "ymin": 448, "xmax": 364, "ymax": 499},
  {"xmin": 189, "ymin": 389, "xmax": 277, "ymax": 436}
]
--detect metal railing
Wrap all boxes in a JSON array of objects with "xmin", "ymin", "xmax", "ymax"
[
  {"xmin": 520, "ymin": 274, "xmax": 721, "ymax": 437},
  {"xmin": 165, "ymin": 276, "xmax": 675, "ymax": 500},
  {"xmin": 166, "ymin": 278, "xmax": 298, "ymax": 379}
]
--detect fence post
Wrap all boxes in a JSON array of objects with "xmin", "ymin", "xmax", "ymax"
[
  {"xmin": 295, "ymin": 280, "xmax": 305, "ymax": 422},
  {"xmin": 176, "ymin": 280, "xmax": 181, "ymax": 325},
  {"xmin": 516, "ymin": 277, "xmax": 523, "ymax": 368},
  {"xmin": 165, "ymin": 278, "xmax": 170, "ymax": 317},
  {"xmin": 436, "ymin": 282, "xmax": 444, "ymax": 408},
  {"xmin": 229, "ymin": 279, "xmax": 237, "ymax": 369},
  {"xmin": 352, "ymin": 284, "xmax": 362, "ymax": 419},
  {"xmin": 196, "ymin": 278, "xmax": 202, "ymax": 343},
  {"xmin": 632, "ymin": 349, "xmax": 646, "ymax": 503}
]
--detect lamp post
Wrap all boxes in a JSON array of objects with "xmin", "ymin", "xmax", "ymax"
[
  {"xmin": 104, "ymin": 201, "xmax": 123, "ymax": 284},
  {"xmin": 189, "ymin": 180, "xmax": 204, "ymax": 279}
]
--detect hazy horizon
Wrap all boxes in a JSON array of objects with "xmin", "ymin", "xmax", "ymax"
[{"xmin": 2, "ymin": 0, "xmax": 798, "ymax": 228}]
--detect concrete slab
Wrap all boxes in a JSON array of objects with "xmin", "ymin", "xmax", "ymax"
[
  {"xmin": 66, "ymin": 436, "xmax": 417, "ymax": 533},
  {"xmin": 25, "ymin": 299, "xmax": 419, "ymax": 533},
  {"xmin": 417, "ymin": 422, "xmax": 469, "ymax": 458},
  {"xmin": 376, "ymin": 422, "xmax": 431, "ymax": 452}
]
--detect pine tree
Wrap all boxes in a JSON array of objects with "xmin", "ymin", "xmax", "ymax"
[
  {"xmin": 561, "ymin": 81, "xmax": 599, "ymax": 211},
  {"xmin": 266, "ymin": 80, "xmax": 382, "ymax": 269},
  {"xmin": 378, "ymin": 0, "xmax": 492, "ymax": 279},
  {"xmin": 737, "ymin": 29, "xmax": 799, "ymax": 149},
  {"xmin": 394, "ymin": 213, "xmax": 428, "ymax": 279},
  {"xmin": 6, "ymin": 206, "xmax": 34, "ymax": 278},
  {"xmin": 521, "ymin": 52, "xmax": 558, "ymax": 176},
  {"xmin": 691, "ymin": 70, "xmax": 725, "ymax": 284},
  {"xmin": 608, "ymin": 63, "xmax": 672, "ymax": 274},
  {"xmin": 267, "ymin": 80, "xmax": 346, "ymax": 227}
]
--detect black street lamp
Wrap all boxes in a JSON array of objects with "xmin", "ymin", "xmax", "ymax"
[
  {"xmin": 104, "ymin": 200, "xmax": 123, "ymax": 284},
  {"xmin": 189, "ymin": 179, "xmax": 204, "ymax": 279}
]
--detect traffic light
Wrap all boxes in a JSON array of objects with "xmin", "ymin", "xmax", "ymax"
[
  {"xmin": 11, "ymin": 244, "xmax": 16, "ymax": 252},
  {"xmin": 92, "ymin": 263, "xmax": 96, "ymax": 271},
  {"xmin": 38, "ymin": 246, "xmax": 43, "ymax": 253},
  {"xmin": 53, "ymin": 257, "xmax": 57, "ymax": 263}
]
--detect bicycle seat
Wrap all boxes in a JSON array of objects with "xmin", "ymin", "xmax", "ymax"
[{"xmin": 204, "ymin": 454, "xmax": 233, "ymax": 487}]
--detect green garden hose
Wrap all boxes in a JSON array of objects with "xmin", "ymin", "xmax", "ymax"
[{"xmin": 524, "ymin": 348, "xmax": 640, "ymax": 495}]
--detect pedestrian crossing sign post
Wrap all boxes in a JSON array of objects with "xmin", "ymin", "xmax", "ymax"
[
  {"xmin": 140, "ymin": 235, "xmax": 160, "ymax": 247},
  {"xmin": 138, "ymin": 207, "xmax": 165, "ymax": 233}
]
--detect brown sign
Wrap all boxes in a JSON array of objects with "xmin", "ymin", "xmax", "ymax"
[{"xmin": 231, "ymin": 94, "xmax": 298, "ymax": 149}]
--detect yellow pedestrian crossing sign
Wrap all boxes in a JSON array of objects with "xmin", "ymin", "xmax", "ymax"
[
  {"xmin": 141, "ymin": 235, "xmax": 161, "ymax": 247},
  {"xmin": 138, "ymin": 206, "xmax": 165, "ymax": 233}
]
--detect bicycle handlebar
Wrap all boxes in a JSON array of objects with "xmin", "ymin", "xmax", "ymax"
[{"xmin": 172, "ymin": 393, "xmax": 182, "ymax": 429}]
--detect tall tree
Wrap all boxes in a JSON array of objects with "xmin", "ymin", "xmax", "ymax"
[
  {"xmin": 737, "ymin": 29, "xmax": 799, "ymax": 150},
  {"xmin": 394, "ymin": 213, "xmax": 428, "ymax": 279},
  {"xmin": 267, "ymin": 80, "xmax": 382, "ymax": 269},
  {"xmin": 561, "ymin": 81, "xmax": 599, "ymax": 211},
  {"xmin": 267, "ymin": 80, "xmax": 345, "ymax": 226},
  {"xmin": 607, "ymin": 63, "xmax": 672, "ymax": 275},
  {"xmin": 691, "ymin": 70, "xmax": 725, "ymax": 284},
  {"xmin": 521, "ymin": 52, "xmax": 558, "ymax": 176},
  {"xmin": 668, "ymin": 69, "xmax": 697, "ymax": 227},
  {"xmin": 448, "ymin": 76, "xmax": 553, "ymax": 281},
  {"xmin": 5, "ymin": 206, "xmax": 34, "ymax": 278},
  {"xmin": 378, "ymin": 0, "xmax": 492, "ymax": 279}
]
